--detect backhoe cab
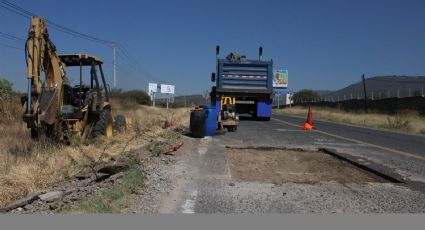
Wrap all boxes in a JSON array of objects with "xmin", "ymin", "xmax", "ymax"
[{"xmin": 59, "ymin": 54, "xmax": 112, "ymax": 140}]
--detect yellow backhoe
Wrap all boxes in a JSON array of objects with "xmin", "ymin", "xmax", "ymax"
[{"xmin": 22, "ymin": 16, "xmax": 112, "ymax": 142}]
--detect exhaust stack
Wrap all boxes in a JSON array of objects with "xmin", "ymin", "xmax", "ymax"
[
  {"xmin": 259, "ymin": 46, "xmax": 263, "ymax": 61},
  {"xmin": 216, "ymin": 45, "xmax": 220, "ymax": 70}
]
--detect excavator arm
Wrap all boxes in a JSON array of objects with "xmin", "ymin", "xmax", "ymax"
[{"xmin": 24, "ymin": 16, "xmax": 66, "ymax": 130}]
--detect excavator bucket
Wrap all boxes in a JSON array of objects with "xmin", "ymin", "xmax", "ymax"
[{"xmin": 38, "ymin": 88, "xmax": 58, "ymax": 125}]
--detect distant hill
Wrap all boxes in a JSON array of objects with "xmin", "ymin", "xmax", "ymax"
[
  {"xmin": 314, "ymin": 90, "xmax": 334, "ymax": 97},
  {"xmin": 324, "ymin": 76, "xmax": 425, "ymax": 100},
  {"xmin": 174, "ymin": 94, "xmax": 207, "ymax": 106}
]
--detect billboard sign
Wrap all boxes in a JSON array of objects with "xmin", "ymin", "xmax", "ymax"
[
  {"xmin": 274, "ymin": 89, "xmax": 292, "ymax": 95},
  {"xmin": 160, "ymin": 84, "xmax": 175, "ymax": 94},
  {"xmin": 148, "ymin": 83, "xmax": 158, "ymax": 94},
  {"xmin": 273, "ymin": 69, "xmax": 288, "ymax": 88}
]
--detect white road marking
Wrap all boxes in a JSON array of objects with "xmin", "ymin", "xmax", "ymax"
[
  {"xmin": 313, "ymin": 141, "xmax": 366, "ymax": 147},
  {"xmin": 201, "ymin": 136, "xmax": 212, "ymax": 142},
  {"xmin": 198, "ymin": 147, "xmax": 208, "ymax": 155},
  {"xmin": 181, "ymin": 190, "xmax": 198, "ymax": 214},
  {"xmin": 273, "ymin": 129, "xmax": 304, "ymax": 132}
]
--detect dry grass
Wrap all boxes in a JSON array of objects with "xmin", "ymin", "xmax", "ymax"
[
  {"xmin": 0, "ymin": 98, "xmax": 189, "ymax": 208},
  {"xmin": 274, "ymin": 106, "xmax": 425, "ymax": 135}
]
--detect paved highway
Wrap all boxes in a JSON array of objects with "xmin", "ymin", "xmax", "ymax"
[
  {"xmin": 273, "ymin": 114, "xmax": 425, "ymax": 159},
  {"xmin": 153, "ymin": 115, "xmax": 425, "ymax": 213}
]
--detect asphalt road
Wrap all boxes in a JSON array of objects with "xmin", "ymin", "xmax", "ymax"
[
  {"xmin": 154, "ymin": 115, "xmax": 425, "ymax": 213},
  {"xmin": 273, "ymin": 114, "xmax": 425, "ymax": 159}
]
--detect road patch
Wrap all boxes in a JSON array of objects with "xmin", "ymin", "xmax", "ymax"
[{"xmin": 225, "ymin": 147, "xmax": 389, "ymax": 184}]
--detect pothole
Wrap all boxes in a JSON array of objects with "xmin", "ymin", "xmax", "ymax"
[{"xmin": 225, "ymin": 147, "xmax": 393, "ymax": 184}]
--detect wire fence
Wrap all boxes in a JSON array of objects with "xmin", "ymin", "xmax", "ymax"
[{"xmin": 282, "ymin": 95, "xmax": 425, "ymax": 115}]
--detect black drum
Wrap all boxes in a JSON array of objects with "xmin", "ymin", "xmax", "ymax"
[{"xmin": 190, "ymin": 110, "xmax": 206, "ymax": 138}]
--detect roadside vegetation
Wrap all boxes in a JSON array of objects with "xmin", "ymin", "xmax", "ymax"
[
  {"xmin": 291, "ymin": 89, "xmax": 321, "ymax": 103},
  {"xmin": 0, "ymin": 81, "xmax": 189, "ymax": 209},
  {"xmin": 66, "ymin": 128, "xmax": 183, "ymax": 213},
  {"xmin": 65, "ymin": 156, "xmax": 146, "ymax": 213},
  {"xmin": 274, "ymin": 106, "xmax": 425, "ymax": 135}
]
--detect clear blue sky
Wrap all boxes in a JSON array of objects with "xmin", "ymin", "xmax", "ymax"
[{"xmin": 1, "ymin": 0, "xmax": 425, "ymax": 96}]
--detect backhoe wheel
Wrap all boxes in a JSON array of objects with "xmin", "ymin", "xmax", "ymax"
[
  {"xmin": 91, "ymin": 109, "xmax": 113, "ymax": 138},
  {"xmin": 31, "ymin": 128, "xmax": 39, "ymax": 139}
]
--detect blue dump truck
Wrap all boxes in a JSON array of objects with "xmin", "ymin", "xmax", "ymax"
[{"xmin": 210, "ymin": 46, "xmax": 273, "ymax": 121}]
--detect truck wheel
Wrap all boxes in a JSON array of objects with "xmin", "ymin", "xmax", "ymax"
[
  {"xmin": 92, "ymin": 109, "xmax": 113, "ymax": 138},
  {"xmin": 114, "ymin": 115, "xmax": 127, "ymax": 133}
]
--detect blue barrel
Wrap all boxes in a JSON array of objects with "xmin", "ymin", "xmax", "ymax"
[{"xmin": 201, "ymin": 105, "xmax": 217, "ymax": 136}]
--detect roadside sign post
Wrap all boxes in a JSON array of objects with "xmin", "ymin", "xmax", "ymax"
[
  {"xmin": 160, "ymin": 84, "xmax": 175, "ymax": 109},
  {"xmin": 277, "ymin": 94, "xmax": 280, "ymax": 109},
  {"xmin": 148, "ymin": 83, "xmax": 158, "ymax": 107},
  {"xmin": 166, "ymin": 93, "xmax": 169, "ymax": 109}
]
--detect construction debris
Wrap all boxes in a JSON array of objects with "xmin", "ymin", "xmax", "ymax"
[
  {"xmin": 39, "ymin": 191, "xmax": 69, "ymax": 202},
  {"xmin": 0, "ymin": 192, "xmax": 42, "ymax": 213},
  {"xmin": 162, "ymin": 142, "xmax": 184, "ymax": 155}
]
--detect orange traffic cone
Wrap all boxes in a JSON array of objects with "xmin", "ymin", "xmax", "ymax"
[
  {"xmin": 306, "ymin": 105, "xmax": 313, "ymax": 126},
  {"xmin": 301, "ymin": 106, "xmax": 314, "ymax": 130}
]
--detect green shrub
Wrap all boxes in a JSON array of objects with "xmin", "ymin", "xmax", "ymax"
[
  {"xmin": 384, "ymin": 115, "xmax": 411, "ymax": 131},
  {"xmin": 0, "ymin": 79, "xmax": 13, "ymax": 99},
  {"xmin": 110, "ymin": 88, "xmax": 151, "ymax": 106}
]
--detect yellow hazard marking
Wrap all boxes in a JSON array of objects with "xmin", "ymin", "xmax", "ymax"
[{"xmin": 271, "ymin": 117, "xmax": 425, "ymax": 161}]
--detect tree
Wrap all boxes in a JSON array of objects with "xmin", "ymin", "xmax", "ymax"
[
  {"xmin": 120, "ymin": 90, "xmax": 152, "ymax": 106},
  {"xmin": 413, "ymin": 90, "xmax": 422, "ymax": 97},
  {"xmin": 292, "ymin": 89, "xmax": 320, "ymax": 103},
  {"xmin": 0, "ymin": 79, "xmax": 13, "ymax": 99},
  {"xmin": 109, "ymin": 88, "xmax": 152, "ymax": 106},
  {"xmin": 0, "ymin": 79, "xmax": 15, "ymax": 121}
]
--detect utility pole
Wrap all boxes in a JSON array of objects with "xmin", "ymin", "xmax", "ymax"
[
  {"xmin": 289, "ymin": 93, "xmax": 292, "ymax": 108},
  {"xmin": 422, "ymin": 85, "xmax": 424, "ymax": 97},
  {"xmin": 277, "ymin": 94, "xmax": 280, "ymax": 109},
  {"xmin": 362, "ymin": 74, "xmax": 367, "ymax": 112},
  {"xmin": 109, "ymin": 44, "xmax": 117, "ymax": 88}
]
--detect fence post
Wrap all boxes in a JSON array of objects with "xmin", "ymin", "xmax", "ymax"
[{"xmin": 362, "ymin": 74, "xmax": 367, "ymax": 112}]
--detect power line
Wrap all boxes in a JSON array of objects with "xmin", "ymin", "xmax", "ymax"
[
  {"xmin": 1, "ymin": 0, "xmax": 113, "ymax": 44},
  {"xmin": 1, "ymin": 0, "xmax": 164, "ymax": 84},
  {"xmin": 0, "ymin": 0, "xmax": 30, "ymax": 18},
  {"xmin": 0, "ymin": 42, "xmax": 23, "ymax": 50},
  {"xmin": 114, "ymin": 43, "xmax": 166, "ymax": 83},
  {"xmin": 0, "ymin": 31, "xmax": 25, "ymax": 41}
]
